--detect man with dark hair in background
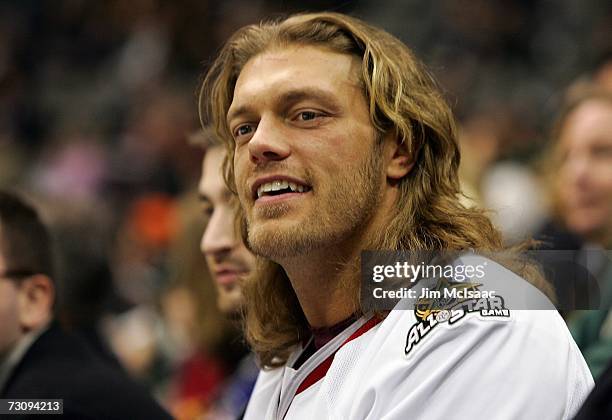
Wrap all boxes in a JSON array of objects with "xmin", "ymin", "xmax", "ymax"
[
  {"xmin": 191, "ymin": 128, "xmax": 259, "ymax": 419},
  {"xmin": 200, "ymin": 12, "xmax": 593, "ymax": 419},
  {"xmin": 0, "ymin": 190, "xmax": 172, "ymax": 419}
]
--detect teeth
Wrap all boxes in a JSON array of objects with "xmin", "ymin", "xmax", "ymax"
[{"xmin": 257, "ymin": 180, "xmax": 307, "ymax": 198}]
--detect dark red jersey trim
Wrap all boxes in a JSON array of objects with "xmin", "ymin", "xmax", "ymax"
[{"xmin": 295, "ymin": 316, "xmax": 383, "ymax": 395}]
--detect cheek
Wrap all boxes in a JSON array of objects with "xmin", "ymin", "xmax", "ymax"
[
  {"xmin": 328, "ymin": 133, "xmax": 370, "ymax": 163},
  {"xmin": 301, "ymin": 142, "xmax": 364, "ymax": 176},
  {"xmin": 557, "ymin": 179, "xmax": 573, "ymax": 202},
  {"xmin": 233, "ymin": 150, "xmax": 251, "ymax": 197},
  {"xmin": 602, "ymin": 182, "xmax": 612, "ymax": 212},
  {"xmin": 204, "ymin": 254, "xmax": 217, "ymax": 276},
  {"xmin": 595, "ymin": 166, "xmax": 612, "ymax": 193},
  {"xmin": 0, "ymin": 299, "xmax": 20, "ymax": 344},
  {"xmin": 577, "ymin": 165, "xmax": 612, "ymax": 201},
  {"xmin": 236, "ymin": 246, "xmax": 257, "ymax": 272},
  {"xmin": 557, "ymin": 164, "xmax": 583, "ymax": 197},
  {"xmin": 233, "ymin": 147, "xmax": 248, "ymax": 177},
  {"xmin": 218, "ymin": 207, "xmax": 237, "ymax": 239}
]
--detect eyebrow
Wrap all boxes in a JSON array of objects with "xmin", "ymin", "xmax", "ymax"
[{"xmin": 227, "ymin": 87, "xmax": 341, "ymax": 124}]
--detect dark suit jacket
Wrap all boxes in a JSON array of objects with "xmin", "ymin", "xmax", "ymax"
[{"xmin": 1, "ymin": 322, "xmax": 173, "ymax": 420}]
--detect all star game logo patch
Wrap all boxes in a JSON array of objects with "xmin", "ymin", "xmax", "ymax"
[{"xmin": 405, "ymin": 278, "xmax": 510, "ymax": 356}]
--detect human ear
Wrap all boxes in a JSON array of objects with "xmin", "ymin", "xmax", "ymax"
[
  {"xmin": 17, "ymin": 274, "xmax": 54, "ymax": 332},
  {"xmin": 386, "ymin": 135, "xmax": 415, "ymax": 180}
]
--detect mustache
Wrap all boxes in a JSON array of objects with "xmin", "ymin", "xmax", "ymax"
[
  {"xmin": 211, "ymin": 255, "xmax": 250, "ymax": 270},
  {"xmin": 250, "ymin": 161, "xmax": 313, "ymax": 180}
]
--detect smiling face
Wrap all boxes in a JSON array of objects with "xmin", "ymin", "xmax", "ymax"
[
  {"xmin": 227, "ymin": 45, "xmax": 387, "ymax": 261},
  {"xmin": 199, "ymin": 146, "xmax": 256, "ymax": 315},
  {"xmin": 557, "ymin": 99, "xmax": 612, "ymax": 244}
]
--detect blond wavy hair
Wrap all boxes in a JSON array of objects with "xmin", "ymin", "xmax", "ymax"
[{"xmin": 198, "ymin": 12, "xmax": 538, "ymax": 368}]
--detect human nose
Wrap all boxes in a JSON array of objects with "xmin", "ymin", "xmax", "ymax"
[
  {"xmin": 201, "ymin": 209, "xmax": 235, "ymax": 259},
  {"xmin": 247, "ymin": 116, "xmax": 291, "ymax": 164},
  {"xmin": 564, "ymin": 153, "xmax": 591, "ymax": 189}
]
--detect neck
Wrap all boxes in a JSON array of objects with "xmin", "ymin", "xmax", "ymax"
[
  {"xmin": 279, "ymin": 190, "xmax": 397, "ymax": 328},
  {"xmin": 0, "ymin": 322, "xmax": 49, "ymax": 393},
  {"xmin": 281, "ymin": 247, "xmax": 358, "ymax": 328}
]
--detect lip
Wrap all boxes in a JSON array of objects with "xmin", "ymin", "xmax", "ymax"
[
  {"xmin": 570, "ymin": 196, "xmax": 601, "ymax": 208},
  {"xmin": 250, "ymin": 174, "xmax": 311, "ymax": 201},
  {"xmin": 213, "ymin": 268, "xmax": 248, "ymax": 286},
  {"xmin": 255, "ymin": 191, "xmax": 311, "ymax": 205}
]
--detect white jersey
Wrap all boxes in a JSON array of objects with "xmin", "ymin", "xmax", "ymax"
[{"xmin": 244, "ymin": 256, "xmax": 593, "ymax": 420}]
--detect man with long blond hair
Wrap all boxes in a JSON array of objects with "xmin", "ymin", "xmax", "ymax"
[{"xmin": 200, "ymin": 12, "xmax": 592, "ymax": 419}]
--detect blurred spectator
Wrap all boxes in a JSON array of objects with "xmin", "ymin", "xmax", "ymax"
[
  {"xmin": 538, "ymin": 85, "xmax": 612, "ymax": 378},
  {"xmin": 28, "ymin": 127, "xmax": 111, "ymax": 203},
  {"xmin": 0, "ymin": 190, "xmax": 172, "ymax": 419},
  {"xmin": 45, "ymin": 198, "xmax": 120, "ymax": 368},
  {"xmin": 113, "ymin": 193, "xmax": 179, "ymax": 307},
  {"xmin": 544, "ymin": 46, "xmax": 612, "ymax": 420},
  {"xmin": 191, "ymin": 129, "xmax": 259, "ymax": 419},
  {"xmin": 105, "ymin": 193, "xmax": 179, "ymax": 388},
  {"xmin": 457, "ymin": 106, "xmax": 547, "ymax": 243},
  {"xmin": 548, "ymin": 89, "xmax": 612, "ymax": 248},
  {"xmin": 160, "ymin": 190, "xmax": 247, "ymax": 419}
]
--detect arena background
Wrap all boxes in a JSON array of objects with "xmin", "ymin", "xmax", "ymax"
[{"xmin": 0, "ymin": 0, "xmax": 610, "ymax": 417}]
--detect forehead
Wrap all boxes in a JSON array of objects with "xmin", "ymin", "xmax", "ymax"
[
  {"xmin": 199, "ymin": 146, "xmax": 227, "ymax": 196},
  {"xmin": 560, "ymin": 100, "xmax": 612, "ymax": 146},
  {"xmin": 230, "ymin": 45, "xmax": 362, "ymax": 112}
]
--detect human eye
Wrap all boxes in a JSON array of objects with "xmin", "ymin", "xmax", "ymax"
[
  {"xmin": 591, "ymin": 144, "xmax": 612, "ymax": 159},
  {"xmin": 298, "ymin": 111, "xmax": 318, "ymax": 121},
  {"xmin": 201, "ymin": 203, "xmax": 214, "ymax": 218},
  {"xmin": 292, "ymin": 109, "xmax": 327, "ymax": 126},
  {"xmin": 233, "ymin": 123, "xmax": 255, "ymax": 140}
]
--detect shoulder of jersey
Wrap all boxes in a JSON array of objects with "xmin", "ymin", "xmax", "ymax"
[{"xmin": 365, "ymin": 253, "xmax": 557, "ymax": 360}]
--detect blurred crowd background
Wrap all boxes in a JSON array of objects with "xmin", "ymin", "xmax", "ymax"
[{"xmin": 1, "ymin": 0, "xmax": 610, "ymax": 418}]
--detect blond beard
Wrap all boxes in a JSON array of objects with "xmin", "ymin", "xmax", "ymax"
[{"xmin": 244, "ymin": 143, "xmax": 384, "ymax": 260}]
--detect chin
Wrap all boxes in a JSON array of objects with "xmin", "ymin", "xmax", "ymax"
[
  {"xmin": 567, "ymin": 217, "xmax": 603, "ymax": 239},
  {"xmin": 219, "ymin": 298, "xmax": 242, "ymax": 314},
  {"xmin": 247, "ymin": 223, "xmax": 315, "ymax": 260},
  {"xmin": 219, "ymin": 302, "xmax": 243, "ymax": 320}
]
